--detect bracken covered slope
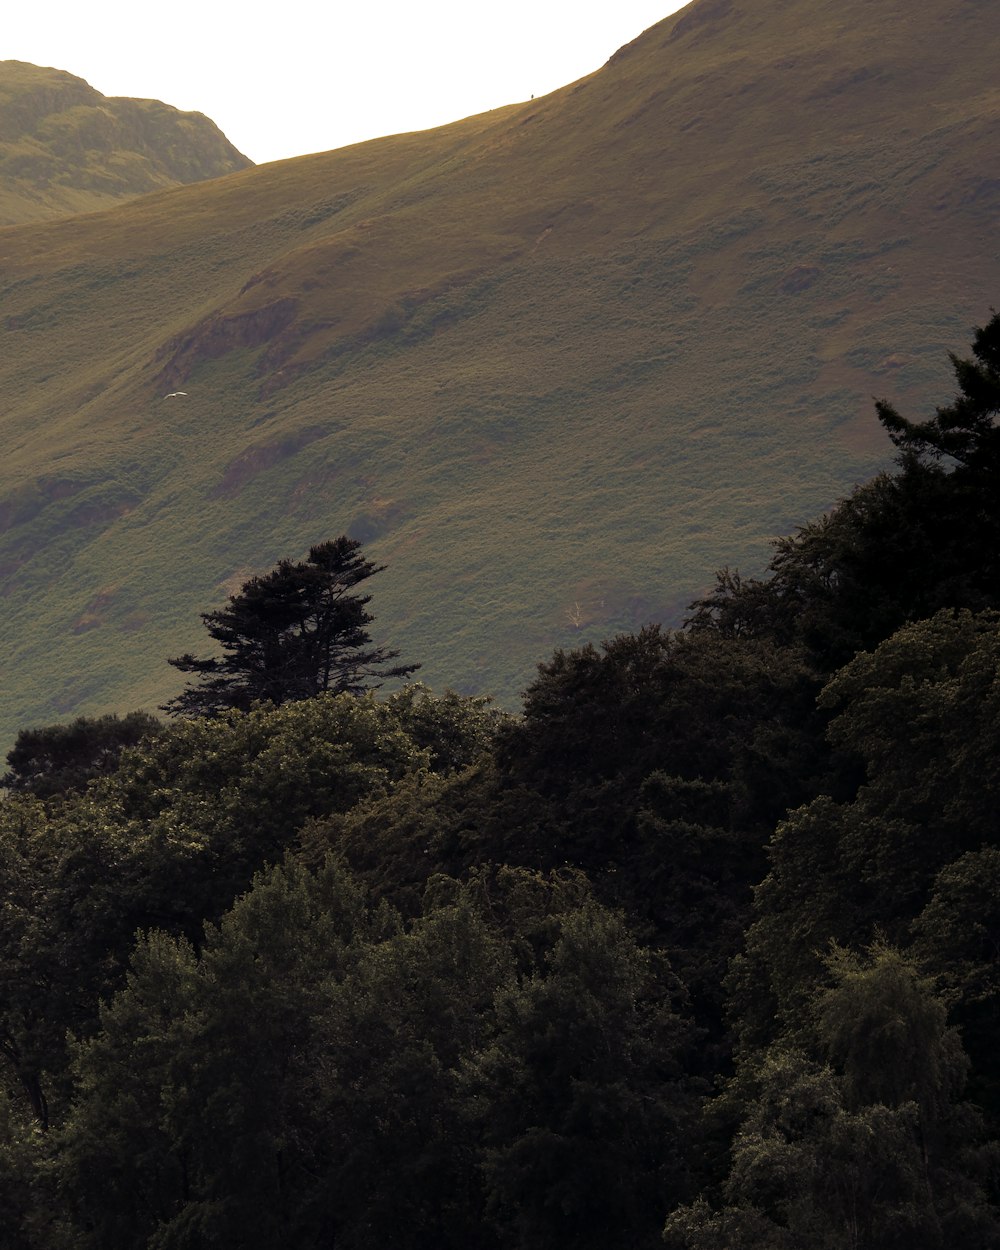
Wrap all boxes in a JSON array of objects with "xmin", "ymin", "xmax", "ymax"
[
  {"xmin": 0, "ymin": 0, "xmax": 998, "ymax": 741},
  {"xmin": 0, "ymin": 60, "xmax": 252, "ymax": 224}
]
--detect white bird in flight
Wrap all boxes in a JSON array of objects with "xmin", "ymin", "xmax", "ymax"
[{"xmin": 164, "ymin": 391, "xmax": 188, "ymax": 398}]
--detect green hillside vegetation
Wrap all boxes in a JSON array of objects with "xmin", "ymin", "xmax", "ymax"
[
  {"xmin": 0, "ymin": 315, "xmax": 998, "ymax": 1248},
  {"xmin": 0, "ymin": 60, "xmax": 252, "ymax": 225},
  {"xmin": 2, "ymin": 0, "xmax": 1000, "ymax": 743}
]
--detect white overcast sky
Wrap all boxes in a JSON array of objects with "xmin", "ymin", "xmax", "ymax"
[{"xmin": 6, "ymin": 1, "xmax": 688, "ymax": 165}]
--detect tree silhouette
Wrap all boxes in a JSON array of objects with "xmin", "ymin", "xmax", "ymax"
[{"xmin": 164, "ymin": 537, "xmax": 418, "ymax": 716}]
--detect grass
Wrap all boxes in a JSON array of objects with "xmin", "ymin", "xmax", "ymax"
[
  {"xmin": 1, "ymin": 0, "xmax": 999, "ymax": 746},
  {"xmin": 0, "ymin": 60, "xmax": 251, "ymax": 225}
]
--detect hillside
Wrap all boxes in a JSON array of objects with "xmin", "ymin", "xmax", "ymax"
[
  {"xmin": 0, "ymin": 60, "xmax": 252, "ymax": 224},
  {"xmin": 1, "ymin": 0, "xmax": 999, "ymax": 742}
]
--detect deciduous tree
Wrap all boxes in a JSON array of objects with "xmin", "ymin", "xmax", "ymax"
[{"xmin": 2, "ymin": 711, "xmax": 161, "ymax": 799}]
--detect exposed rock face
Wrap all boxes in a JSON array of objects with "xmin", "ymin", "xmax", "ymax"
[{"xmin": 0, "ymin": 60, "xmax": 252, "ymax": 223}]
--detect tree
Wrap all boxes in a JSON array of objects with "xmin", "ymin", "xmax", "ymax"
[
  {"xmin": 731, "ymin": 610, "xmax": 1000, "ymax": 1051},
  {"xmin": 0, "ymin": 694, "xmax": 429, "ymax": 1137},
  {"xmin": 2, "ymin": 711, "xmax": 161, "ymax": 800},
  {"xmin": 689, "ymin": 314, "xmax": 1000, "ymax": 670},
  {"xmin": 876, "ymin": 310, "xmax": 1000, "ymax": 473},
  {"xmin": 164, "ymin": 537, "xmax": 418, "ymax": 716},
  {"xmin": 299, "ymin": 875, "xmax": 512, "ymax": 1250},
  {"xmin": 58, "ymin": 858, "xmax": 374, "ymax": 1250},
  {"xmin": 462, "ymin": 884, "xmax": 697, "ymax": 1250},
  {"xmin": 913, "ymin": 849, "xmax": 1000, "ymax": 1130},
  {"xmin": 667, "ymin": 946, "xmax": 1000, "ymax": 1250},
  {"xmin": 497, "ymin": 626, "xmax": 824, "ymax": 859}
]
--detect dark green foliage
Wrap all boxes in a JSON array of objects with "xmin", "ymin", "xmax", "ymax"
[
  {"xmin": 689, "ymin": 463, "xmax": 987, "ymax": 670},
  {"xmin": 877, "ymin": 310, "xmax": 1000, "ymax": 473},
  {"xmin": 0, "ymin": 692, "xmax": 441, "ymax": 1136},
  {"xmin": 913, "ymin": 849, "xmax": 1000, "ymax": 1124},
  {"xmin": 107, "ymin": 692, "xmax": 428, "ymax": 883},
  {"xmin": 58, "ymin": 858, "xmax": 374, "ymax": 1250},
  {"xmin": 633, "ymin": 773, "xmax": 752, "ymax": 1038},
  {"xmin": 2, "ymin": 711, "xmax": 161, "ymax": 799},
  {"xmin": 663, "ymin": 316, "xmax": 1000, "ymax": 1245},
  {"xmin": 0, "ymin": 792, "xmax": 139, "ymax": 1129},
  {"xmin": 733, "ymin": 610, "xmax": 1000, "ymax": 1047},
  {"xmin": 691, "ymin": 313, "xmax": 1000, "ymax": 670},
  {"xmin": 297, "ymin": 875, "xmax": 511, "ymax": 1250},
  {"xmin": 373, "ymin": 683, "xmax": 510, "ymax": 774},
  {"xmin": 165, "ymin": 537, "xmax": 418, "ymax": 716},
  {"xmin": 465, "ymin": 893, "xmax": 696, "ymax": 1250},
  {"xmin": 487, "ymin": 626, "xmax": 829, "ymax": 1059},
  {"xmin": 668, "ymin": 946, "xmax": 999, "ymax": 1250},
  {"xmin": 54, "ymin": 863, "xmax": 695, "ymax": 1250},
  {"xmin": 496, "ymin": 625, "xmax": 825, "ymax": 868},
  {"xmin": 299, "ymin": 765, "xmax": 485, "ymax": 914}
]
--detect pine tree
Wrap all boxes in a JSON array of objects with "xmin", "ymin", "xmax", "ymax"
[
  {"xmin": 876, "ymin": 310, "xmax": 1000, "ymax": 473},
  {"xmin": 164, "ymin": 537, "xmax": 418, "ymax": 716}
]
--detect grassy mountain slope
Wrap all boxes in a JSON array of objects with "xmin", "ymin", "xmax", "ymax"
[
  {"xmin": 1, "ymin": 0, "xmax": 999, "ymax": 742},
  {"xmin": 0, "ymin": 60, "xmax": 252, "ymax": 224}
]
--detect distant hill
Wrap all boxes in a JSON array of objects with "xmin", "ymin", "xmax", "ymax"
[
  {"xmin": 1, "ymin": 0, "xmax": 999, "ymax": 744},
  {"xmin": 0, "ymin": 60, "xmax": 252, "ymax": 224}
]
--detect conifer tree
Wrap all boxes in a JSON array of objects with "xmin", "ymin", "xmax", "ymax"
[
  {"xmin": 688, "ymin": 314, "xmax": 1000, "ymax": 669},
  {"xmin": 876, "ymin": 310, "xmax": 1000, "ymax": 473},
  {"xmin": 164, "ymin": 537, "xmax": 418, "ymax": 716}
]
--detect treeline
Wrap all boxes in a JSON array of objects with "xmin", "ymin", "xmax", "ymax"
[{"xmin": 1, "ymin": 316, "xmax": 1000, "ymax": 1248}]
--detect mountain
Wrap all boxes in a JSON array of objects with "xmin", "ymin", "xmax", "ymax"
[
  {"xmin": 0, "ymin": 60, "xmax": 252, "ymax": 224},
  {"xmin": 1, "ymin": 0, "xmax": 999, "ymax": 743}
]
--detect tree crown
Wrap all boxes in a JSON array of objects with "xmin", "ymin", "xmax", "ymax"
[{"xmin": 165, "ymin": 537, "xmax": 418, "ymax": 716}]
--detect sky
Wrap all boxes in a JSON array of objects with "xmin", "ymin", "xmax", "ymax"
[{"xmin": 6, "ymin": 1, "xmax": 688, "ymax": 165}]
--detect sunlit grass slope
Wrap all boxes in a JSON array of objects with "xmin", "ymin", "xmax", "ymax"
[
  {"xmin": 1, "ymin": 0, "xmax": 999, "ymax": 743},
  {"xmin": 0, "ymin": 60, "xmax": 252, "ymax": 225}
]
